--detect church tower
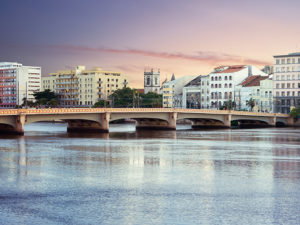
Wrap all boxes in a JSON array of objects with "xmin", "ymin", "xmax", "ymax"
[{"xmin": 144, "ymin": 68, "xmax": 160, "ymax": 94}]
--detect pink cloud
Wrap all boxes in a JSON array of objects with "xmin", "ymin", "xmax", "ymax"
[{"xmin": 45, "ymin": 45, "xmax": 271, "ymax": 66}]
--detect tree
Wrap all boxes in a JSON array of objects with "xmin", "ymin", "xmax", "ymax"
[
  {"xmin": 33, "ymin": 89, "xmax": 58, "ymax": 107},
  {"xmin": 109, "ymin": 87, "xmax": 136, "ymax": 108},
  {"xmin": 220, "ymin": 100, "xmax": 236, "ymax": 110},
  {"xmin": 246, "ymin": 98, "xmax": 255, "ymax": 111},
  {"xmin": 93, "ymin": 100, "xmax": 110, "ymax": 108},
  {"xmin": 290, "ymin": 108, "xmax": 300, "ymax": 118},
  {"xmin": 140, "ymin": 92, "xmax": 162, "ymax": 108}
]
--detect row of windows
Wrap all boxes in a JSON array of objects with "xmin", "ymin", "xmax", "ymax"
[
  {"xmin": 275, "ymin": 67, "xmax": 300, "ymax": 73},
  {"xmin": 211, "ymin": 92, "xmax": 233, "ymax": 99},
  {"xmin": 211, "ymin": 83, "xmax": 232, "ymax": 88},
  {"xmin": 276, "ymin": 58, "xmax": 300, "ymax": 65},
  {"xmin": 211, "ymin": 76, "xmax": 232, "ymax": 81},
  {"xmin": 275, "ymin": 83, "xmax": 300, "ymax": 89},
  {"xmin": 275, "ymin": 74, "xmax": 300, "ymax": 80},
  {"xmin": 275, "ymin": 91, "xmax": 300, "ymax": 97}
]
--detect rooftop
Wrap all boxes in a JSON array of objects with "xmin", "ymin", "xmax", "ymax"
[
  {"xmin": 213, "ymin": 65, "xmax": 246, "ymax": 74},
  {"xmin": 274, "ymin": 52, "xmax": 300, "ymax": 58},
  {"xmin": 239, "ymin": 75, "xmax": 268, "ymax": 87}
]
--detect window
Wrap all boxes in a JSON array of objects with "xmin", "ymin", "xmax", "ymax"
[
  {"xmin": 281, "ymin": 67, "xmax": 285, "ymax": 72},
  {"xmin": 287, "ymin": 59, "xmax": 291, "ymax": 64},
  {"xmin": 276, "ymin": 75, "xmax": 279, "ymax": 80},
  {"xmin": 282, "ymin": 91, "xmax": 285, "ymax": 96},
  {"xmin": 219, "ymin": 76, "xmax": 221, "ymax": 81},
  {"xmin": 211, "ymin": 84, "xmax": 214, "ymax": 88},
  {"xmin": 219, "ymin": 92, "xmax": 222, "ymax": 99},
  {"xmin": 287, "ymin": 75, "xmax": 290, "ymax": 80},
  {"xmin": 281, "ymin": 59, "xmax": 285, "ymax": 64},
  {"xmin": 215, "ymin": 84, "xmax": 217, "ymax": 88},
  {"xmin": 225, "ymin": 76, "xmax": 228, "ymax": 80},
  {"xmin": 281, "ymin": 99, "xmax": 285, "ymax": 105},
  {"xmin": 276, "ymin": 59, "xmax": 280, "ymax": 64},
  {"xmin": 147, "ymin": 77, "xmax": 150, "ymax": 85},
  {"xmin": 287, "ymin": 91, "xmax": 290, "ymax": 96},
  {"xmin": 211, "ymin": 77, "xmax": 214, "ymax": 81},
  {"xmin": 276, "ymin": 91, "xmax": 279, "ymax": 96},
  {"xmin": 292, "ymin": 58, "xmax": 295, "ymax": 64},
  {"xmin": 287, "ymin": 83, "xmax": 290, "ymax": 88},
  {"xmin": 229, "ymin": 83, "xmax": 232, "ymax": 88},
  {"xmin": 292, "ymin": 75, "xmax": 295, "ymax": 80},
  {"xmin": 215, "ymin": 76, "xmax": 218, "ymax": 81},
  {"xmin": 229, "ymin": 76, "xmax": 232, "ymax": 80},
  {"xmin": 292, "ymin": 83, "xmax": 295, "ymax": 88},
  {"xmin": 219, "ymin": 84, "xmax": 221, "ymax": 88},
  {"xmin": 281, "ymin": 83, "xmax": 285, "ymax": 88},
  {"xmin": 225, "ymin": 83, "xmax": 228, "ymax": 88}
]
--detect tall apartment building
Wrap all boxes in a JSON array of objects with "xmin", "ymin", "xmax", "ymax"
[
  {"xmin": 273, "ymin": 52, "xmax": 300, "ymax": 113},
  {"xmin": 42, "ymin": 65, "xmax": 128, "ymax": 107},
  {"xmin": 144, "ymin": 68, "xmax": 160, "ymax": 94},
  {"xmin": 209, "ymin": 65, "xmax": 267, "ymax": 109},
  {"xmin": 0, "ymin": 62, "xmax": 41, "ymax": 108}
]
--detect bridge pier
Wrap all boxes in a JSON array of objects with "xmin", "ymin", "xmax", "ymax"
[
  {"xmin": 136, "ymin": 112, "xmax": 177, "ymax": 130},
  {"xmin": 0, "ymin": 114, "xmax": 26, "ymax": 135},
  {"xmin": 67, "ymin": 112, "xmax": 110, "ymax": 133}
]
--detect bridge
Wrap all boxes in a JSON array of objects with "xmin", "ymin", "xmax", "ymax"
[{"xmin": 0, "ymin": 108, "xmax": 293, "ymax": 135}]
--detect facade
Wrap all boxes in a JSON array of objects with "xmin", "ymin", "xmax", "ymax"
[
  {"xmin": 273, "ymin": 52, "xmax": 300, "ymax": 113},
  {"xmin": 0, "ymin": 62, "xmax": 41, "ymax": 108},
  {"xmin": 42, "ymin": 65, "xmax": 128, "ymax": 107},
  {"xmin": 144, "ymin": 69, "xmax": 160, "ymax": 94},
  {"xmin": 182, "ymin": 75, "xmax": 210, "ymax": 109},
  {"xmin": 209, "ymin": 65, "xmax": 267, "ymax": 109},
  {"xmin": 235, "ymin": 75, "xmax": 271, "ymax": 112},
  {"xmin": 162, "ymin": 75, "xmax": 197, "ymax": 108}
]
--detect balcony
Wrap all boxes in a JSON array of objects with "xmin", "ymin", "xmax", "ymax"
[
  {"xmin": 97, "ymin": 86, "xmax": 103, "ymax": 89},
  {"xmin": 97, "ymin": 80, "xmax": 103, "ymax": 84}
]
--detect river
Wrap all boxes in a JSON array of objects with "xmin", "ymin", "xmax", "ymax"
[{"xmin": 0, "ymin": 123, "xmax": 300, "ymax": 225}]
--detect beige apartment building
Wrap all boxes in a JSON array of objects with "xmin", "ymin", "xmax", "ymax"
[
  {"xmin": 42, "ymin": 65, "xmax": 129, "ymax": 107},
  {"xmin": 273, "ymin": 52, "xmax": 300, "ymax": 113}
]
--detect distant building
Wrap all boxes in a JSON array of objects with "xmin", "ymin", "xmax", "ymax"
[
  {"xmin": 182, "ymin": 75, "xmax": 210, "ymax": 109},
  {"xmin": 262, "ymin": 65, "xmax": 274, "ymax": 75},
  {"xmin": 144, "ymin": 68, "xmax": 160, "ymax": 94},
  {"xmin": 209, "ymin": 65, "xmax": 267, "ymax": 109},
  {"xmin": 42, "ymin": 65, "xmax": 128, "ymax": 107},
  {"xmin": 273, "ymin": 52, "xmax": 300, "ymax": 113},
  {"xmin": 162, "ymin": 75, "xmax": 197, "ymax": 108},
  {"xmin": 235, "ymin": 75, "xmax": 271, "ymax": 112},
  {"xmin": 0, "ymin": 62, "xmax": 41, "ymax": 108}
]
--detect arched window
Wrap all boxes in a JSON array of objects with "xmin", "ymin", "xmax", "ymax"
[
  {"xmin": 147, "ymin": 77, "xmax": 150, "ymax": 85},
  {"xmin": 219, "ymin": 92, "xmax": 222, "ymax": 99},
  {"xmin": 215, "ymin": 84, "xmax": 218, "ymax": 88},
  {"xmin": 211, "ymin": 84, "xmax": 214, "ymax": 88},
  {"xmin": 229, "ymin": 83, "xmax": 232, "ymax": 88},
  {"xmin": 155, "ymin": 77, "xmax": 158, "ymax": 85},
  {"xmin": 225, "ymin": 76, "xmax": 228, "ymax": 80},
  {"xmin": 211, "ymin": 77, "xmax": 214, "ymax": 81},
  {"xmin": 219, "ymin": 84, "xmax": 221, "ymax": 88},
  {"xmin": 225, "ymin": 83, "xmax": 228, "ymax": 88},
  {"xmin": 215, "ymin": 76, "xmax": 218, "ymax": 81},
  {"xmin": 229, "ymin": 76, "xmax": 232, "ymax": 80},
  {"xmin": 219, "ymin": 76, "xmax": 221, "ymax": 81},
  {"xmin": 211, "ymin": 93, "xmax": 214, "ymax": 99},
  {"xmin": 225, "ymin": 92, "xmax": 228, "ymax": 99}
]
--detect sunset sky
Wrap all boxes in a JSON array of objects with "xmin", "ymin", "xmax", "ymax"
[{"xmin": 1, "ymin": 0, "xmax": 300, "ymax": 87}]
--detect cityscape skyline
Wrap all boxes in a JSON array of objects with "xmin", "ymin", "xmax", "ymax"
[{"xmin": 1, "ymin": 0, "xmax": 300, "ymax": 87}]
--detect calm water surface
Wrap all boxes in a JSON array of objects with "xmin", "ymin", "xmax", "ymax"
[{"xmin": 0, "ymin": 123, "xmax": 300, "ymax": 225}]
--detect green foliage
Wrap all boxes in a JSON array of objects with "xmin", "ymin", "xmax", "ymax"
[
  {"xmin": 33, "ymin": 89, "xmax": 57, "ymax": 107},
  {"xmin": 290, "ymin": 108, "xmax": 300, "ymax": 118},
  {"xmin": 108, "ymin": 88, "xmax": 162, "ymax": 108},
  {"xmin": 220, "ymin": 100, "xmax": 236, "ymax": 110},
  {"xmin": 140, "ymin": 92, "xmax": 162, "ymax": 108},
  {"xmin": 93, "ymin": 100, "xmax": 110, "ymax": 108},
  {"xmin": 246, "ymin": 98, "xmax": 255, "ymax": 111}
]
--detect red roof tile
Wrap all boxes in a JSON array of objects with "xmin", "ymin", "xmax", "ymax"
[
  {"xmin": 214, "ymin": 65, "xmax": 246, "ymax": 74},
  {"xmin": 239, "ymin": 75, "xmax": 268, "ymax": 87}
]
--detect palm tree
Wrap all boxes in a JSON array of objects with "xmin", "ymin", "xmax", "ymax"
[{"xmin": 246, "ymin": 98, "xmax": 255, "ymax": 112}]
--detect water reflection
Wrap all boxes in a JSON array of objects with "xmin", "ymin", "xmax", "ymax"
[{"xmin": 1, "ymin": 124, "xmax": 300, "ymax": 224}]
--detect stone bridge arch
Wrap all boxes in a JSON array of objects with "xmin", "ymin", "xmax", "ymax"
[
  {"xmin": 110, "ymin": 112, "xmax": 177, "ymax": 130},
  {"xmin": 177, "ymin": 113, "xmax": 230, "ymax": 128}
]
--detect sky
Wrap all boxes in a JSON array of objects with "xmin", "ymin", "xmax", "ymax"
[{"xmin": 1, "ymin": 0, "xmax": 300, "ymax": 87}]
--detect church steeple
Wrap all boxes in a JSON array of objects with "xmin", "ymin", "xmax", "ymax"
[{"xmin": 171, "ymin": 73, "xmax": 175, "ymax": 81}]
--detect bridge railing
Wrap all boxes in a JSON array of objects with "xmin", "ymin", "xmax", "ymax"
[{"xmin": 0, "ymin": 108, "xmax": 289, "ymax": 117}]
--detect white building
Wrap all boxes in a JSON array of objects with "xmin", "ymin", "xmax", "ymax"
[
  {"xmin": 182, "ymin": 75, "xmax": 210, "ymax": 109},
  {"xmin": 162, "ymin": 75, "xmax": 197, "ymax": 108},
  {"xmin": 273, "ymin": 52, "xmax": 300, "ymax": 113},
  {"xmin": 0, "ymin": 62, "xmax": 41, "ymax": 108},
  {"xmin": 144, "ymin": 68, "xmax": 160, "ymax": 94},
  {"xmin": 234, "ymin": 75, "xmax": 270, "ymax": 111},
  {"xmin": 209, "ymin": 65, "xmax": 267, "ymax": 109}
]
